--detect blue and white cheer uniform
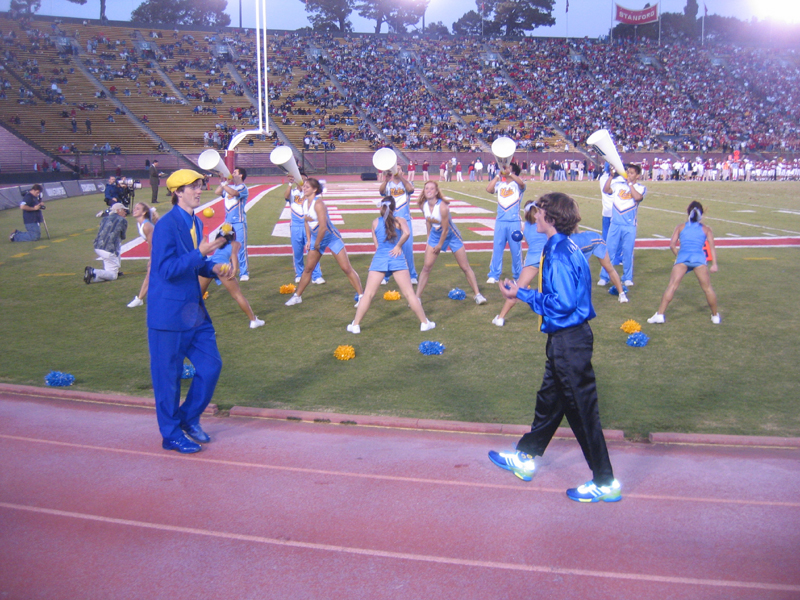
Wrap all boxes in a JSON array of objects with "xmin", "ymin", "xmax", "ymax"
[
  {"xmin": 288, "ymin": 188, "xmax": 322, "ymax": 279},
  {"xmin": 223, "ymin": 182, "xmax": 249, "ymax": 278},
  {"xmin": 488, "ymin": 179, "xmax": 523, "ymax": 280}
]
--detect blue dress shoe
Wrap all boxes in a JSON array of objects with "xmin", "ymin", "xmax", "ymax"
[
  {"xmin": 162, "ymin": 435, "xmax": 201, "ymax": 453},
  {"xmin": 181, "ymin": 423, "xmax": 211, "ymax": 444}
]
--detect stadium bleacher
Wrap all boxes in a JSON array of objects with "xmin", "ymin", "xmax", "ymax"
[{"xmin": 1, "ymin": 14, "xmax": 799, "ymax": 176}]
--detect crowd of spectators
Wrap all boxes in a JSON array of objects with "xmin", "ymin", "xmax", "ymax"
[{"xmin": 3, "ymin": 16, "xmax": 800, "ymax": 158}]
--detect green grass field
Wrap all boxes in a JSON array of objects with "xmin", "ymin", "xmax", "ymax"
[{"xmin": 2, "ymin": 178, "xmax": 799, "ymax": 438}]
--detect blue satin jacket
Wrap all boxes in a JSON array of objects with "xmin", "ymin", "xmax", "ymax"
[
  {"xmin": 516, "ymin": 233, "xmax": 596, "ymax": 333},
  {"xmin": 147, "ymin": 205, "xmax": 217, "ymax": 331}
]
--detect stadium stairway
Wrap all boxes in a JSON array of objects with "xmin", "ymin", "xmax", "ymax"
[
  {"xmin": 405, "ymin": 44, "xmax": 490, "ymax": 155},
  {"xmin": 70, "ymin": 42, "xmax": 196, "ymax": 168},
  {"xmin": 493, "ymin": 55, "xmax": 575, "ymax": 155},
  {"xmin": 307, "ymin": 40, "xmax": 392, "ymax": 154},
  {"xmin": 222, "ymin": 61, "xmax": 294, "ymax": 154}
]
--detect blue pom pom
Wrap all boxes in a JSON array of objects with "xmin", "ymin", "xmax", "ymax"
[
  {"xmin": 45, "ymin": 371, "xmax": 75, "ymax": 386},
  {"xmin": 626, "ymin": 332, "xmax": 650, "ymax": 347},
  {"xmin": 419, "ymin": 341, "xmax": 446, "ymax": 355},
  {"xmin": 608, "ymin": 285, "xmax": 629, "ymax": 296},
  {"xmin": 511, "ymin": 230, "xmax": 523, "ymax": 242},
  {"xmin": 181, "ymin": 363, "xmax": 196, "ymax": 379},
  {"xmin": 448, "ymin": 288, "xmax": 466, "ymax": 300}
]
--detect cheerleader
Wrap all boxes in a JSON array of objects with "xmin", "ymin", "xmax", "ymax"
[
  {"xmin": 378, "ymin": 165, "xmax": 417, "ymax": 285},
  {"xmin": 569, "ymin": 228, "xmax": 628, "ymax": 304},
  {"xmin": 200, "ymin": 227, "xmax": 264, "ymax": 329},
  {"xmin": 486, "ymin": 162, "xmax": 525, "ymax": 284},
  {"xmin": 127, "ymin": 202, "xmax": 158, "ymax": 308},
  {"xmin": 491, "ymin": 200, "xmax": 547, "ymax": 326},
  {"xmin": 414, "ymin": 181, "xmax": 487, "ymax": 305},
  {"xmin": 648, "ymin": 201, "xmax": 720, "ymax": 324},
  {"xmin": 285, "ymin": 178, "xmax": 363, "ymax": 306},
  {"xmin": 284, "ymin": 174, "xmax": 323, "ymax": 284},
  {"xmin": 347, "ymin": 197, "xmax": 434, "ymax": 334}
]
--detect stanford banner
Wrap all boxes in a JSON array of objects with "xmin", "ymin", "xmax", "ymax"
[{"xmin": 615, "ymin": 4, "xmax": 659, "ymax": 24}]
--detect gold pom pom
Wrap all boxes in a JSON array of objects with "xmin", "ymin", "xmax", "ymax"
[
  {"xmin": 621, "ymin": 319, "xmax": 641, "ymax": 334},
  {"xmin": 334, "ymin": 345, "xmax": 356, "ymax": 361},
  {"xmin": 220, "ymin": 222, "xmax": 233, "ymax": 235},
  {"xmin": 280, "ymin": 284, "xmax": 296, "ymax": 294},
  {"xmin": 383, "ymin": 290, "xmax": 401, "ymax": 301}
]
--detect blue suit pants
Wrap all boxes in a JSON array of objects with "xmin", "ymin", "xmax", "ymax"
[{"xmin": 148, "ymin": 320, "xmax": 222, "ymax": 441}]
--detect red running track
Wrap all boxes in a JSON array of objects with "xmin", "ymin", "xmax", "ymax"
[{"xmin": 1, "ymin": 391, "xmax": 799, "ymax": 599}]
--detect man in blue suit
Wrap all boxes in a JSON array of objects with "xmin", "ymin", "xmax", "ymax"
[{"xmin": 148, "ymin": 169, "xmax": 231, "ymax": 453}]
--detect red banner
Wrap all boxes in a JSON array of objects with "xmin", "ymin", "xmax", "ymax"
[{"xmin": 615, "ymin": 4, "xmax": 659, "ymax": 24}]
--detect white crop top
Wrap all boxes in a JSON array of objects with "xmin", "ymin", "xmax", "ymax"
[
  {"xmin": 423, "ymin": 200, "xmax": 443, "ymax": 230},
  {"xmin": 304, "ymin": 196, "xmax": 321, "ymax": 230}
]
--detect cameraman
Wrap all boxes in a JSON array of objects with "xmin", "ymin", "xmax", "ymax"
[
  {"xmin": 10, "ymin": 184, "xmax": 45, "ymax": 242},
  {"xmin": 104, "ymin": 176, "xmax": 120, "ymax": 207}
]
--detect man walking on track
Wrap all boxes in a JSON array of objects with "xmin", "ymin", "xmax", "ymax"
[{"xmin": 489, "ymin": 192, "xmax": 621, "ymax": 503}]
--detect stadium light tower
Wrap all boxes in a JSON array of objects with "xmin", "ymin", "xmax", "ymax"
[{"xmin": 228, "ymin": 0, "xmax": 270, "ymax": 151}]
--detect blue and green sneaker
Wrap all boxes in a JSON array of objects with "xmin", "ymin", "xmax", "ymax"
[
  {"xmin": 566, "ymin": 479, "xmax": 622, "ymax": 503},
  {"xmin": 488, "ymin": 450, "xmax": 536, "ymax": 481}
]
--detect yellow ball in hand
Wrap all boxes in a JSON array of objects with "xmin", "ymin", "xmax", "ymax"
[{"xmin": 202, "ymin": 207, "xmax": 215, "ymax": 218}]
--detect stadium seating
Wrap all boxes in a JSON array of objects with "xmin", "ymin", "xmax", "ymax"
[{"xmin": 2, "ymin": 15, "xmax": 799, "ymax": 175}]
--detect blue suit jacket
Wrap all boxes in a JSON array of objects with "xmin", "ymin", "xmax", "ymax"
[{"xmin": 147, "ymin": 205, "xmax": 217, "ymax": 331}]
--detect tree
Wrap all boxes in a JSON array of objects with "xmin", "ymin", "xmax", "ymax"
[
  {"xmin": 683, "ymin": 0, "xmax": 698, "ymax": 20},
  {"xmin": 424, "ymin": 21, "xmax": 449, "ymax": 37},
  {"xmin": 480, "ymin": 0, "xmax": 555, "ymax": 38},
  {"xmin": 386, "ymin": 0, "xmax": 427, "ymax": 33},
  {"xmin": 304, "ymin": 0, "xmax": 355, "ymax": 33},
  {"xmin": 683, "ymin": 0, "xmax": 698, "ymax": 37},
  {"xmin": 355, "ymin": 0, "xmax": 428, "ymax": 34},
  {"xmin": 452, "ymin": 10, "xmax": 483, "ymax": 36},
  {"xmin": 131, "ymin": 0, "xmax": 231, "ymax": 27},
  {"xmin": 9, "ymin": 0, "xmax": 41, "ymax": 14},
  {"xmin": 10, "ymin": 0, "xmax": 88, "ymax": 18}
]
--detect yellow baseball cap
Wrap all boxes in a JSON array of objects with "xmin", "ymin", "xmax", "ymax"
[{"xmin": 166, "ymin": 169, "xmax": 204, "ymax": 193}]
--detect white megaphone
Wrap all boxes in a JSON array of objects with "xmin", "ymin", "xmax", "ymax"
[
  {"xmin": 491, "ymin": 136, "xmax": 516, "ymax": 170},
  {"xmin": 372, "ymin": 147, "xmax": 398, "ymax": 175},
  {"xmin": 586, "ymin": 129, "xmax": 626, "ymax": 177},
  {"xmin": 270, "ymin": 146, "xmax": 303, "ymax": 182},
  {"xmin": 198, "ymin": 149, "xmax": 231, "ymax": 178}
]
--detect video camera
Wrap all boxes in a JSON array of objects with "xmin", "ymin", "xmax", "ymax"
[{"xmin": 116, "ymin": 178, "xmax": 142, "ymax": 208}]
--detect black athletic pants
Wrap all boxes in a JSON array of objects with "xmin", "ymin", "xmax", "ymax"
[{"xmin": 516, "ymin": 321, "xmax": 615, "ymax": 486}]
